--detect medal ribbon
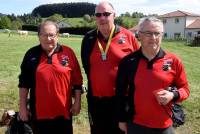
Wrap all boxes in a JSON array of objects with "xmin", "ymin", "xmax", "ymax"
[{"xmin": 97, "ymin": 25, "xmax": 115, "ymax": 60}]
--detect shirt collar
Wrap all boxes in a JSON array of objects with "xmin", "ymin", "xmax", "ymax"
[
  {"xmin": 139, "ymin": 47, "xmax": 166, "ymax": 61},
  {"xmin": 138, "ymin": 48, "xmax": 166, "ymax": 69},
  {"xmin": 54, "ymin": 43, "xmax": 62, "ymax": 53},
  {"xmin": 40, "ymin": 43, "xmax": 62, "ymax": 56},
  {"xmin": 97, "ymin": 24, "xmax": 121, "ymax": 41}
]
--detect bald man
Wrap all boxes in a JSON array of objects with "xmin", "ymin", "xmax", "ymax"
[{"xmin": 81, "ymin": 1, "xmax": 139, "ymax": 134}]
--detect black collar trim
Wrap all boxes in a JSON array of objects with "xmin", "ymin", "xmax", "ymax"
[
  {"xmin": 139, "ymin": 47, "xmax": 166, "ymax": 69},
  {"xmin": 139, "ymin": 47, "xmax": 166, "ymax": 61}
]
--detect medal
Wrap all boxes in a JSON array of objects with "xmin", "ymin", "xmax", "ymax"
[
  {"xmin": 101, "ymin": 53, "xmax": 107, "ymax": 61},
  {"xmin": 97, "ymin": 25, "xmax": 115, "ymax": 62}
]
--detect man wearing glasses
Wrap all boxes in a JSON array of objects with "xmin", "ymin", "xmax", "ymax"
[
  {"xmin": 81, "ymin": 1, "xmax": 139, "ymax": 134},
  {"xmin": 18, "ymin": 20, "xmax": 83, "ymax": 134},
  {"xmin": 116, "ymin": 17, "xmax": 189, "ymax": 134}
]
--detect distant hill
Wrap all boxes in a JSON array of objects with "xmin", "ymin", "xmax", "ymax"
[
  {"xmin": 32, "ymin": 2, "xmax": 96, "ymax": 18},
  {"xmin": 0, "ymin": 13, "xmax": 6, "ymax": 17}
]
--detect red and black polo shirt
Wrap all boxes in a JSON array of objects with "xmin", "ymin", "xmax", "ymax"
[
  {"xmin": 89, "ymin": 26, "xmax": 139, "ymax": 97},
  {"xmin": 35, "ymin": 45, "xmax": 82, "ymax": 119},
  {"xmin": 116, "ymin": 48, "xmax": 189, "ymax": 128}
]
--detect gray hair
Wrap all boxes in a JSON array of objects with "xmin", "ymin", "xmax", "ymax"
[
  {"xmin": 95, "ymin": 1, "xmax": 115, "ymax": 13},
  {"xmin": 138, "ymin": 17, "xmax": 164, "ymax": 32},
  {"xmin": 38, "ymin": 20, "xmax": 59, "ymax": 35}
]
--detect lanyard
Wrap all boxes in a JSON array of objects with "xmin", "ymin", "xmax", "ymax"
[{"xmin": 97, "ymin": 26, "xmax": 115, "ymax": 60}]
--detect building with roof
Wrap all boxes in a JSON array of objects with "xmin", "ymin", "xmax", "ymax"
[
  {"xmin": 159, "ymin": 10, "xmax": 200, "ymax": 39},
  {"xmin": 57, "ymin": 20, "xmax": 71, "ymax": 28}
]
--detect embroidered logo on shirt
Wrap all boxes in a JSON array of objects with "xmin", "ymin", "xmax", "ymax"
[
  {"xmin": 60, "ymin": 55, "xmax": 69, "ymax": 67},
  {"xmin": 163, "ymin": 59, "xmax": 173, "ymax": 71},
  {"xmin": 118, "ymin": 34, "xmax": 126, "ymax": 44}
]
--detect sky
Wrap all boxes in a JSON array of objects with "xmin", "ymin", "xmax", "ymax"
[{"xmin": 1, "ymin": 0, "xmax": 200, "ymax": 16}]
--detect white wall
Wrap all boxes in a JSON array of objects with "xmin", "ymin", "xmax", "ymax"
[{"xmin": 162, "ymin": 17, "xmax": 186, "ymax": 39}]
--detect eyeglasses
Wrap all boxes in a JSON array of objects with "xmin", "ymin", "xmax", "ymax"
[
  {"xmin": 40, "ymin": 33, "xmax": 57, "ymax": 39},
  {"xmin": 95, "ymin": 12, "xmax": 112, "ymax": 17},
  {"xmin": 140, "ymin": 31, "xmax": 163, "ymax": 37}
]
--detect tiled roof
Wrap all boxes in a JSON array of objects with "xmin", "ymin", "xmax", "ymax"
[
  {"xmin": 186, "ymin": 19, "xmax": 200, "ymax": 29},
  {"xmin": 159, "ymin": 10, "xmax": 200, "ymax": 18}
]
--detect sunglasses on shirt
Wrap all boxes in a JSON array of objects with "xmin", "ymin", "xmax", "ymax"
[{"xmin": 95, "ymin": 12, "xmax": 112, "ymax": 17}]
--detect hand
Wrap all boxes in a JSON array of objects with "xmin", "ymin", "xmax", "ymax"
[
  {"xmin": 71, "ymin": 100, "xmax": 81, "ymax": 116},
  {"xmin": 155, "ymin": 89, "xmax": 174, "ymax": 105},
  {"xmin": 119, "ymin": 122, "xmax": 127, "ymax": 134}
]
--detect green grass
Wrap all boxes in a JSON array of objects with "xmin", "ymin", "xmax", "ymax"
[
  {"xmin": 161, "ymin": 41, "xmax": 200, "ymax": 134},
  {"xmin": 0, "ymin": 33, "xmax": 200, "ymax": 134},
  {"xmin": 0, "ymin": 33, "xmax": 89, "ymax": 134},
  {"xmin": 62, "ymin": 18, "xmax": 96, "ymax": 27}
]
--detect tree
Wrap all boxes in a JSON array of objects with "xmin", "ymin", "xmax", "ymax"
[
  {"xmin": 47, "ymin": 14, "xmax": 63, "ymax": 22},
  {"xmin": 17, "ymin": 13, "xmax": 42, "ymax": 25},
  {"xmin": 124, "ymin": 12, "xmax": 131, "ymax": 17},
  {"xmin": 122, "ymin": 21, "xmax": 131, "ymax": 29},
  {"xmin": 83, "ymin": 14, "xmax": 91, "ymax": 22},
  {"xmin": 115, "ymin": 16, "xmax": 139, "ymax": 29},
  {"xmin": 32, "ymin": 2, "xmax": 96, "ymax": 18},
  {"xmin": 132, "ymin": 12, "xmax": 145, "ymax": 18},
  {"xmin": 7, "ymin": 13, "xmax": 17, "ymax": 21},
  {"xmin": 115, "ymin": 16, "xmax": 123, "ymax": 25},
  {"xmin": 11, "ymin": 19, "xmax": 23, "ymax": 30},
  {"xmin": 147, "ymin": 14, "xmax": 158, "ymax": 17},
  {"xmin": 0, "ymin": 16, "xmax": 12, "ymax": 29}
]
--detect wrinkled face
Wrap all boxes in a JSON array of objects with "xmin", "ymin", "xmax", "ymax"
[
  {"xmin": 39, "ymin": 24, "xmax": 58, "ymax": 53},
  {"xmin": 95, "ymin": 3, "xmax": 115, "ymax": 30},
  {"xmin": 138, "ymin": 22, "xmax": 163, "ymax": 52}
]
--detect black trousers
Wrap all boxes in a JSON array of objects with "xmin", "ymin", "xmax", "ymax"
[
  {"xmin": 127, "ymin": 122, "xmax": 174, "ymax": 134},
  {"xmin": 33, "ymin": 116, "xmax": 73, "ymax": 134},
  {"xmin": 88, "ymin": 96, "xmax": 125, "ymax": 134}
]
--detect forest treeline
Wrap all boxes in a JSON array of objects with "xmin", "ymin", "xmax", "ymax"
[
  {"xmin": 32, "ymin": 2, "xmax": 96, "ymax": 18},
  {"xmin": 0, "ymin": 2, "xmax": 154, "ymax": 32}
]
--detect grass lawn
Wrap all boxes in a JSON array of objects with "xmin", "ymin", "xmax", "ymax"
[{"xmin": 0, "ymin": 33, "xmax": 200, "ymax": 134}]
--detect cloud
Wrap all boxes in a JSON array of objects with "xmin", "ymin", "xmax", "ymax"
[
  {"xmin": 176, "ymin": 0, "xmax": 200, "ymax": 4},
  {"xmin": 32, "ymin": 0, "xmax": 150, "ymax": 16},
  {"xmin": 40, "ymin": 0, "xmax": 149, "ymax": 4},
  {"xmin": 156, "ymin": 0, "xmax": 200, "ymax": 14},
  {"xmin": 118, "ymin": 0, "xmax": 200, "ymax": 15},
  {"xmin": 40, "ymin": 0, "xmax": 97, "ymax": 4},
  {"xmin": 2, "ymin": 0, "xmax": 200, "ymax": 16},
  {"xmin": 111, "ymin": 0, "xmax": 148, "ymax": 5},
  {"xmin": 39, "ymin": 0, "xmax": 149, "ymax": 6}
]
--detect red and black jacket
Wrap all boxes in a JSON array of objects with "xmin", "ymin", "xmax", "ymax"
[
  {"xmin": 116, "ymin": 48, "xmax": 189, "ymax": 128},
  {"xmin": 18, "ymin": 44, "xmax": 82, "ymax": 119}
]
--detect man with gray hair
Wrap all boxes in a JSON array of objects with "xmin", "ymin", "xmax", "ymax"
[
  {"xmin": 116, "ymin": 17, "xmax": 189, "ymax": 134},
  {"xmin": 18, "ymin": 20, "xmax": 83, "ymax": 134}
]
